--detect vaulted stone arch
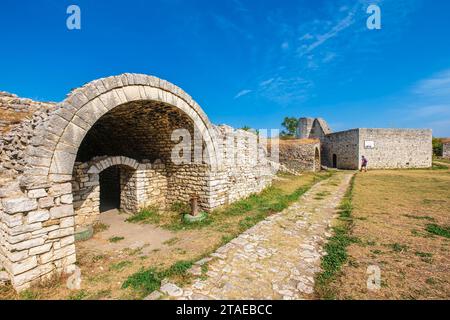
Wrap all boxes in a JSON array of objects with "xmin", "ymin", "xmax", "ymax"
[
  {"xmin": 0, "ymin": 73, "xmax": 275, "ymax": 292},
  {"xmin": 22, "ymin": 73, "xmax": 220, "ymax": 187},
  {"xmin": 87, "ymin": 156, "xmax": 139, "ymax": 174}
]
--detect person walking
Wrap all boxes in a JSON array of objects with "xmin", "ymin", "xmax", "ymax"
[{"xmin": 361, "ymin": 156, "xmax": 368, "ymax": 172}]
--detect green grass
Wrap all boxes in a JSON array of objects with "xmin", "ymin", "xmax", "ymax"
[
  {"xmin": 425, "ymin": 224, "xmax": 450, "ymax": 239},
  {"xmin": 122, "ymin": 260, "xmax": 194, "ymax": 298},
  {"xmin": 67, "ymin": 290, "xmax": 89, "ymax": 300},
  {"xmin": 403, "ymin": 214, "xmax": 435, "ymax": 222},
  {"xmin": 126, "ymin": 207, "xmax": 161, "ymax": 224},
  {"xmin": 93, "ymin": 222, "xmax": 109, "ymax": 234},
  {"xmin": 109, "ymin": 236, "xmax": 125, "ymax": 243},
  {"xmin": 109, "ymin": 260, "xmax": 132, "ymax": 271},
  {"xmin": 389, "ymin": 243, "xmax": 409, "ymax": 253},
  {"xmin": 315, "ymin": 174, "xmax": 358, "ymax": 300},
  {"xmin": 431, "ymin": 163, "xmax": 448, "ymax": 170},
  {"xmin": 163, "ymin": 237, "xmax": 179, "ymax": 246}
]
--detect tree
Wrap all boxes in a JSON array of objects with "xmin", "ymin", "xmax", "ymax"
[
  {"xmin": 280, "ymin": 117, "xmax": 299, "ymax": 139},
  {"xmin": 432, "ymin": 138, "xmax": 443, "ymax": 157}
]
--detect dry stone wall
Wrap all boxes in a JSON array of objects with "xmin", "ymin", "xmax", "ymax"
[
  {"xmin": 443, "ymin": 141, "xmax": 450, "ymax": 159},
  {"xmin": 276, "ymin": 139, "xmax": 320, "ymax": 173},
  {"xmin": 0, "ymin": 73, "xmax": 277, "ymax": 291},
  {"xmin": 358, "ymin": 129, "xmax": 432, "ymax": 169},
  {"xmin": 322, "ymin": 129, "xmax": 360, "ymax": 169}
]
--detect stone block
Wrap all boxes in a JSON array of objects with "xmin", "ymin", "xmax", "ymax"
[
  {"xmin": 50, "ymin": 205, "xmax": 74, "ymax": 219},
  {"xmin": 26, "ymin": 210, "xmax": 50, "ymax": 223},
  {"xmin": 3, "ymin": 197, "xmax": 38, "ymax": 214}
]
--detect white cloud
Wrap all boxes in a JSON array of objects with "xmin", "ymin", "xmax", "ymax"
[
  {"xmin": 413, "ymin": 69, "xmax": 450, "ymax": 97},
  {"xmin": 412, "ymin": 105, "xmax": 450, "ymax": 117},
  {"xmin": 234, "ymin": 89, "xmax": 252, "ymax": 99}
]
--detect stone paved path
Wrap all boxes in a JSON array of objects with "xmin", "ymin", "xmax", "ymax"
[{"xmin": 158, "ymin": 172, "xmax": 354, "ymax": 300}]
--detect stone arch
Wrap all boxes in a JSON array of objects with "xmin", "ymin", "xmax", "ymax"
[
  {"xmin": 314, "ymin": 147, "xmax": 321, "ymax": 172},
  {"xmin": 22, "ymin": 73, "xmax": 219, "ymax": 187},
  {"xmin": 87, "ymin": 156, "xmax": 139, "ymax": 174}
]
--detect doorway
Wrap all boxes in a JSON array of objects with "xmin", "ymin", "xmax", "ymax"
[
  {"xmin": 332, "ymin": 154, "xmax": 337, "ymax": 168},
  {"xmin": 100, "ymin": 166, "xmax": 121, "ymax": 212}
]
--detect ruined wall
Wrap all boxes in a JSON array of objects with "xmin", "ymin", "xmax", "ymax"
[
  {"xmin": 322, "ymin": 129, "xmax": 360, "ymax": 169},
  {"xmin": 443, "ymin": 141, "xmax": 450, "ymax": 159},
  {"xmin": 296, "ymin": 118, "xmax": 314, "ymax": 139},
  {"xmin": 277, "ymin": 139, "xmax": 320, "ymax": 172},
  {"xmin": 71, "ymin": 156, "xmax": 168, "ymax": 228},
  {"xmin": 358, "ymin": 129, "xmax": 432, "ymax": 169},
  {"xmin": 207, "ymin": 126, "xmax": 275, "ymax": 208},
  {"xmin": 0, "ymin": 74, "xmax": 276, "ymax": 291}
]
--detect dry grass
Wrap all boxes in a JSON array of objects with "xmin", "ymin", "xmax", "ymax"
[
  {"xmin": 328, "ymin": 168, "xmax": 450, "ymax": 300},
  {"xmin": 0, "ymin": 172, "xmax": 327, "ymax": 300},
  {"xmin": 0, "ymin": 109, "xmax": 33, "ymax": 134}
]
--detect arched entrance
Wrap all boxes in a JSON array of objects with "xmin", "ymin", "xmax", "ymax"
[
  {"xmin": 14, "ymin": 74, "xmax": 221, "ymax": 289},
  {"xmin": 99, "ymin": 166, "xmax": 121, "ymax": 212},
  {"xmin": 332, "ymin": 154, "xmax": 337, "ymax": 168},
  {"xmin": 314, "ymin": 147, "xmax": 321, "ymax": 172}
]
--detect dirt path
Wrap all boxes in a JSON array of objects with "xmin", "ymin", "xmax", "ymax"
[
  {"xmin": 78, "ymin": 210, "xmax": 175, "ymax": 255},
  {"xmin": 155, "ymin": 171, "xmax": 354, "ymax": 300}
]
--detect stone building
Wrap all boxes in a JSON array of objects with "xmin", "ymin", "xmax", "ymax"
[
  {"xmin": 443, "ymin": 139, "xmax": 450, "ymax": 159},
  {"xmin": 0, "ymin": 74, "xmax": 277, "ymax": 290},
  {"xmin": 275, "ymin": 139, "xmax": 321, "ymax": 173},
  {"xmin": 297, "ymin": 117, "xmax": 432, "ymax": 170}
]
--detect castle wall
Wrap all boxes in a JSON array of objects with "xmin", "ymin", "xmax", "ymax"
[
  {"xmin": 358, "ymin": 129, "xmax": 432, "ymax": 169},
  {"xmin": 443, "ymin": 142, "xmax": 450, "ymax": 159},
  {"xmin": 296, "ymin": 118, "xmax": 314, "ymax": 139},
  {"xmin": 0, "ymin": 74, "xmax": 276, "ymax": 291},
  {"xmin": 322, "ymin": 129, "xmax": 360, "ymax": 169},
  {"xmin": 278, "ymin": 139, "xmax": 321, "ymax": 173}
]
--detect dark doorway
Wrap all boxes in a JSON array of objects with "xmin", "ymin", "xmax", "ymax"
[
  {"xmin": 332, "ymin": 154, "xmax": 337, "ymax": 168},
  {"xmin": 100, "ymin": 166, "xmax": 121, "ymax": 212}
]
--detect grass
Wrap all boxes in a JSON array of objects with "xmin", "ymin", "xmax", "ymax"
[
  {"xmin": 93, "ymin": 222, "xmax": 109, "ymax": 234},
  {"xmin": 126, "ymin": 207, "xmax": 161, "ymax": 224},
  {"xmin": 109, "ymin": 260, "xmax": 133, "ymax": 271},
  {"xmin": 108, "ymin": 236, "xmax": 125, "ymax": 243},
  {"xmin": 389, "ymin": 243, "xmax": 409, "ymax": 253},
  {"xmin": 126, "ymin": 172, "xmax": 333, "ymax": 235},
  {"xmin": 425, "ymin": 224, "xmax": 450, "ymax": 239},
  {"xmin": 122, "ymin": 172, "xmax": 335, "ymax": 299},
  {"xmin": 315, "ymin": 175, "xmax": 357, "ymax": 300},
  {"xmin": 0, "ymin": 172, "xmax": 333, "ymax": 300},
  {"xmin": 122, "ymin": 260, "xmax": 194, "ymax": 298},
  {"xmin": 324, "ymin": 168, "xmax": 450, "ymax": 300}
]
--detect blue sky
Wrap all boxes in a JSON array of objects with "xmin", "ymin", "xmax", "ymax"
[{"xmin": 1, "ymin": 0, "xmax": 450, "ymax": 136}]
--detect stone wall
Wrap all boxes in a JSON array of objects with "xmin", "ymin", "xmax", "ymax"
[
  {"xmin": 443, "ymin": 141, "xmax": 450, "ymax": 159},
  {"xmin": 207, "ymin": 125, "xmax": 275, "ymax": 208},
  {"xmin": 0, "ymin": 73, "xmax": 277, "ymax": 291},
  {"xmin": 358, "ymin": 129, "xmax": 432, "ymax": 169},
  {"xmin": 0, "ymin": 180, "xmax": 76, "ymax": 291},
  {"xmin": 322, "ymin": 129, "xmax": 360, "ymax": 169},
  {"xmin": 72, "ymin": 156, "xmax": 168, "ymax": 229},
  {"xmin": 276, "ymin": 139, "xmax": 321, "ymax": 173}
]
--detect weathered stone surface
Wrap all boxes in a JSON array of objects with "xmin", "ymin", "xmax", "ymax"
[
  {"xmin": 26, "ymin": 210, "xmax": 50, "ymax": 223},
  {"xmin": 172, "ymin": 172, "xmax": 353, "ymax": 300},
  {"xmin": 3, "ymin": 198, "xmax": 38, "ymax": 214},
  {"xmin": 160, "ymin": 283, "xmax": 183, "ymax": 297},
  {"xmin": 144, "ymin": 290, "xmax": 163, "ymax": 300},
  {"xmin": 50, "ymin": 205, "xmax": 74, "ymax": 219}
]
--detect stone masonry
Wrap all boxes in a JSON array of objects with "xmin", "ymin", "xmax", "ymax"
[
  {"xmin": 0, "ymin": 74, "xmax": 277, "ymax": 291},
  {"xmin": 443, "ymin": 140, "xmax": 450, "ymax": 159},
  {"xmin": 297, "ymin": 117, "xmax": 433, "ymax": 170}
]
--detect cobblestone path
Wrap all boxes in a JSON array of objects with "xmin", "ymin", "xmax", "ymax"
[{"xmin": 157, "ymin": 172, "xmax": 354, "ymax": 300}]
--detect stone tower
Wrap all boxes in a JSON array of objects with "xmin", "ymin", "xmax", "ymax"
[{"xmin": 297, "ymin": 117, "xmax": 314, "ymax": 139}]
